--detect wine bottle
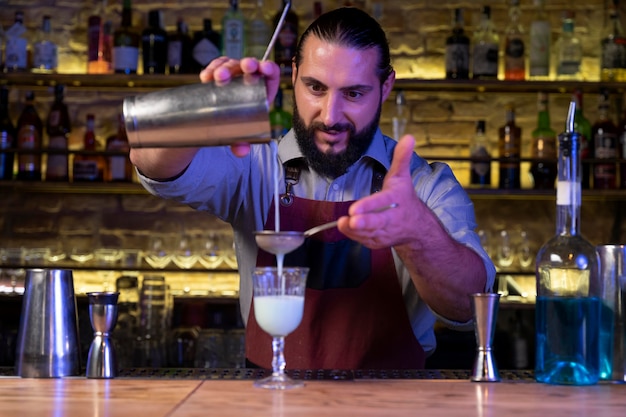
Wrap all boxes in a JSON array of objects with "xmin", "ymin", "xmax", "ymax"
[
  {"xmin": 498, "ymin": 104, "xmax": 521, "ymax": 189},
  {"xmin": 469, "ymin": 120, "xmax": 491, "ymax": 187},
  {"xmin": 445, "ymin": 8, "xmax": 469, "ymax": 80},
  {"xmin": 112, "ymin": 0, "xmax": 140, "ymax": 74},
  {"xmin": 0, "ymin": 87, "xmax": 16, "ymax": 180},
  {"xmin": 16, "ymin": 91, "xmax": 43, "ymax": 181},
  {"xmin": 73, "ymin": 114, "xmax": 105, "ymax": 182},
  {"xmin": 45, "ymin": 84, "xmax": 71, "ymax": 182},
  {"xmin": 535, "ymin": 101, "xmax": 601, "ymax": 386},
  {"xmin": 529, "ymin": 92, "xmax": 557, "ymax": 189},
  {"xmin": 142, "ymin": 9, "xmax": 168, "ymax": 75}
]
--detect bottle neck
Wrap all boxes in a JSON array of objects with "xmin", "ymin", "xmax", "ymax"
[{"xmin": 556, "ymin": 132, "xmax": 582, "ymax": 236}]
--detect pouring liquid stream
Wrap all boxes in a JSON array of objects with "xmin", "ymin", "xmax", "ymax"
[{"xmin": 270, "ymin": 140, "xmax": 285, "ymax": 291}]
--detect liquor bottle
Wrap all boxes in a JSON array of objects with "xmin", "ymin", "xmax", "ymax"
[
  {"xmin": 592, "ymin": 90, "xmax": 619, "ymax": 189},
  {"xmin": 529, "ymin": 92, "xmax": 557, "ymax": 189},
  {"xmin": 0, "ymin": 22, "xmax": 5, "ymax": 72},
  {"xmin": 445, "ymin": 8, "xmax": 470, "ymax": 80},
  {"xmin": 528, "ymin": 0, "xmax": 551, "ymax": 79},
  {"xmin": 106, "ymin": 113, "xmax": 133, "ymax": 182},
  {"xmin": 472, "ymin": 6, "xmax": 499, "ymax": 80},
  {"xmin": 247, "ymin": 0, "xmax": 271, "ymax": 59},
  {"xmin": 112, "ymin": 0, "xmax": 140, "ymax": 74},
  {"xmin": 392, "ymin": 90, "xmax": 408, "ymax": 141},
  {"xmin": 555, "ymin": 13, "xmax": 582, "ymax": 80},
  {"xmin": 73, "ymin": 114, "xmax": 105, "ymax": 182},
  {"xmin": 142, "ymin": 9, "xmax": 168, "ymax": 75},
  {"xmin": 469, "ymin": 120, "xmax": 491, "ymax": 188},
  {"xmin": 535, "ymin": 101, "xmax": 601, "ymax": 386},
  {"xmin": 0, "ymin": 87, "xmax": 16, "ymax": 181},
  {"xmin": 222, "ymin": 0, "xmax": 245, "ymax": 60},
  {"xmin": 167, "ymin": 18, "xmax": 192, "ymax": 75},
  {"xmin": 32, "ymin": 15, "xmax": 57, "ymax": 73},
  {"xmin": 269, "ymin": 87, "xmax": 291, "ymax": 139},
  {"xmin": 5, "ymin": 11, "xmax": 29, "ymax": 72},
  {"xmin": 573, "ymin": 89, "xmax": 593, "ymax": 189},
  {"xmin": 87, "ymin": 0, "xmax": 113, "ymax": 74},
  {"xmin": 190, "ymin": 19, "xmax": 221, "ymax": 74},
  {"xmin": 498, "ymin": 104, "xmax": 521, "ymax": 189},
  {"xmin": 273, "ymin": 0, "xmax": 299, "ymax": 76},
  {"xmin": 45, "ymin": 84, "xmax": 71, "ymax": 182},
  {"xmin": 504, "ymin": 0, "xmax": 526, "ymax": 81},
  {"xmin": 16, "ymin": 91, "xmax": 43, "ymax": 181},
  {"xmin": 600, "ymin": 2, "xmax": 626, "ymax": 82}
]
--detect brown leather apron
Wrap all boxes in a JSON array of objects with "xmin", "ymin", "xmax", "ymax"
[{"xmin": 245, "ymin": 164, "xmax": 425, "ymax": 369}]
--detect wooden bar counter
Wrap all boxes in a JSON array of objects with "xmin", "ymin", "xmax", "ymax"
[{"xmin": 0, "ymin": 370, "xmax": 624, "ymax": 417}]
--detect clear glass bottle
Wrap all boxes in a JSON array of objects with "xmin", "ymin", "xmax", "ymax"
[
  {"xmin": 45, "ymin": 84, "xmax": 71, "ymax": 182},
  {"xmin": 504, "ymin": 0, "xmax": 526, "ymax": 80},
  {"xmin": 498, "ymin": 104, "xmax": 522, "ymax": 189},
  {"xmin": 222, "ymin": 0, "xmax": 245, "ymax": 60},
  {"xmin": 535, "ymin": 101, "xmax": 601, "ymax": 386},
  {"xmin": 472, "ymin": 6, "xmax": 499, "ymax": 80},
  {"xmin": 32, "ymin": 15, "xmax": 57, "ymax": 73},
  {"xmin": 530, "ymin": 92, "xmax": 557, "ymax": 189},
  {"xmin": 141, "ymin": 9, "xmax": 168, "ymax": 74},
  {"xmin": 5, "ymin": 11, "xmax": 29, "ymax": 72},
  {"xmin": 469, "ymin": 120, "xmax": 491, "ymax": 187},
  {"xmin": 528, "ymin": 0, "xmax": 551, "ymax": 79},
  {"xmin": 246, "ymin": 0, "xmax": 271, "ymax": 60},
  {"xmin": 600, "ymin": 2, "xmax": 626, "ymax": 82},
  {"xmin": 112, "ymin": 0, "xmax": 140, "ymax": 74},
  {"xmin": 555, "ymin": 13, "xmax": 582, "ymax": 80},
  {"xmin": 445, "ymin": 8, "xmax": 470, "ymax": 80}
]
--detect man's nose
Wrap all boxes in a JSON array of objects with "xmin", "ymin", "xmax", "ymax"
[{"xmin": 320, "ymin": 92, "xmax": 343, "ymax": 128}]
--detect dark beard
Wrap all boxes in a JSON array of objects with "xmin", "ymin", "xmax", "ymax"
[{"xmin": 293, "ymin": 102, "xmax": 381, "ymax": 179}]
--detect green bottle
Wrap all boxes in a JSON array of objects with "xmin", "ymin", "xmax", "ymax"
[
  {"xmin": 221, "ymin": 0, "xmax": 245, "ymax": 59},
  {"xmin": 529, "ymin": 92, "xmax": 557, "ymax": 189},
  {"xmin": 269, "ymin": 88, "xmax": 291, "ymax": 139}
]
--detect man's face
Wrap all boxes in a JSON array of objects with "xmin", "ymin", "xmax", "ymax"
[{"xmin": 291, "ymin": 36, "xmax": 394, "ymax": 178}]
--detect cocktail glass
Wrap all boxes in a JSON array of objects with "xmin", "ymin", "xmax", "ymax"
[{"xmin": 252, "ymin": 266, "xmax": 308, "ymax": 389}]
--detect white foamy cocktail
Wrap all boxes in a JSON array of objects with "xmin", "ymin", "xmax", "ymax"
[{"xmin": 254, "ymin": 295, "xmax": 304, "ymax": 337}]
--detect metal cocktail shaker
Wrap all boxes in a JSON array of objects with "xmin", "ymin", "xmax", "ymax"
[
  {"xmin": 123, "ymin": 75, "xmax": 271, "ymax": 148},
  {"xmin": 16, "ymin": 269, "xmax": 81, "ymax": 378}
]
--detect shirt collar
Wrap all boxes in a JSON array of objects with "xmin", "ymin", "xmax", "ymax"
[{"xmin": 277, "ymin": 128, "xmax": 391, "ymax": 171}]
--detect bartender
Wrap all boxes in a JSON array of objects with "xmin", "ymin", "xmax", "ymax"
[{"xmin": 129, "ymin": 7, "xmax": 495, "ymax": 369}]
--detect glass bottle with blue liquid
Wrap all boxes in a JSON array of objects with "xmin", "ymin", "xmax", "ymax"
[{"xmin": 535, "ymin": 101, "xmax": 602, "ymax": 385}]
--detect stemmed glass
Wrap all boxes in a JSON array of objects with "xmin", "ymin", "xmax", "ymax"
[{"xmin": 252, "ymin": 266, "xmax": 309, "ymax": 390}]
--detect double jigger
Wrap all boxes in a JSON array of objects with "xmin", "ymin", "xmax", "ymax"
[{"xmin": 471, "ymin": 292, "xmax": 501, "ymax": 383}]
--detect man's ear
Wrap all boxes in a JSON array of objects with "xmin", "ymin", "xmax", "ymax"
[{"xmin": 381, "ymin": 70, "xmax": 396, "ymax": 102}]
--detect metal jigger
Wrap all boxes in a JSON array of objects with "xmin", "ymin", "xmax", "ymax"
[
  {"xmin": 470, "ymin": 293, "xmax": 501, "ymax": 382},
  {"xmin": 86, "ymin": 292, "xmax": 120, "ymax": 379}
]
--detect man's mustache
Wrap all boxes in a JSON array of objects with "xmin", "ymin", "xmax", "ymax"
[{"xmin": 310, "ymin": 122, "xmax": 354, "ymax": 133}]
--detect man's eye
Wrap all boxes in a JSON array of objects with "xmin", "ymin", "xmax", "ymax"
[
  {"xmin": 309, "ymin": 84, "xmax": 324, "ymax": 92},
  {"xmin": 346, "ymin": 91, "xmax": 363, "ymax": 99}
]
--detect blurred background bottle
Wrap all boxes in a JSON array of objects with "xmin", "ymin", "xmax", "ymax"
[
  {"xmin": 167, "ymin": 18, "xmax": 192, "ymax": 74},
  {"xmin": 472, "ymin": 5, "xmax": 499, "ymax": 80},
  {"xmin": 247, "ymin": 0, "xmax": 271, "ymax": 59},
  {"xmin": 0, "ymin": 87, "xmax": 16, "ymax": 181},
  {"xmin": 45, "ymin": 84, "xmax": 71, "ymax": 182},
  {"xmin": 106, "ymin": 113, "xmax": 133, "ymax": 182},
  {"xmin": 32, "ymin": 15, "xmax": 57, "ymax": 73},
  {"xmin": 592, "ymin": 90, "xmax": 618, "ymax": 189},
  {"xmin": 530, "ymin": 92, "xmax": 557, "ymax": 189},
  {"xmin": 222, "ymin": 0, "xmax": 245, "ymax": 59},
  {"xmin": 269, "ymin": 87, "xmax": 291, "ymax": 139},
  {"xmin": 618, "ymin": 94, "xmax": 626, "ymax": 189},
  {"xmin": 273, "ymin": 0, "xmax": 299, "ymax": 75},
  {"xmin": 191, "ymin": 19, "xmax": 221, "ymax": 74},
  {"xmin": 573, "ymin": 89, "xmax": 593, "ymax": 189},
  {"xmin": 87, "ymin": 0, "xmax": 113, "ymax": 74},
  {"xmin": 392, "ymin": 90, "xmax": 408, "ymax": 141},
  {"xmin": 528, "ymin": 0, "xmax": 551, "ymax": 79},
  {"xmin": 73, "ymin": 114, "xmax": 105, "ymax": 182},
  {"xmin": 600, "ymin": 1, "xmax": 626, "ymax": 82},
  {"xmin": 142, "ymin": 9, "xmax": 168, "ymax": 74},
  {"xmin": 498, "ymin": 104, "xmax": 522, "ymax": 189},
  {"xmin": 555, "ymin": 12, "xmax": 582, "ymax": 80},
  {"xmin": 5, "ymin": 11, "xmax": 29, "ymax": 73},
  {"xmin": 504, "ymin": 0, "xmax": 526, "ymax": 80},
  {"xmin": 16, "ymin": 91, "xmax": 43, "ymax": 181},
  {"xmin": 445, "ymin": 8, "xmax": 469, "ymax": 80},
  {"xmin": 469, "ymin": 120, "xmax": 491, "ymax": 188},
  {"xmin": 113, "ymin": 0, "xmax": 139, "ymax": 74}
]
